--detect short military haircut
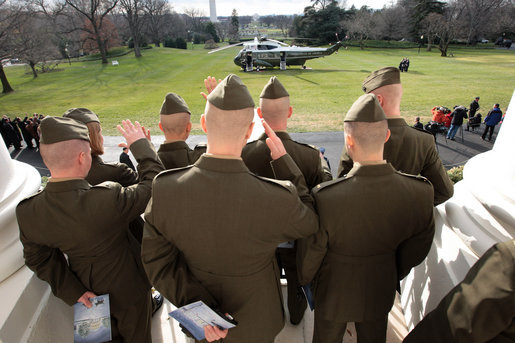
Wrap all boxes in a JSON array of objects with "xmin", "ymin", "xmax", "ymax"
[
  {"xmin": 205, "ymin": 101, "xmax": 254, "ymax": 142},
  {"xmin": 344, "ymin": 120, "xmax": 388, "ymax": 155},
  {"xmin": 160, "ymin": 112, "xmax": 190, "ymax": 136},
  {"xmin": 259, "ymin": 97, "xmax": 290, "ymax": 124},
  {"xmin": 41, "ymin": 139, "xmax": 90, "ymax": 172}
]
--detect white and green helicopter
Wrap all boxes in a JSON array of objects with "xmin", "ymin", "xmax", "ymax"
[{"xmin": 208, "ymin": 36, "xmax": 343, "ymax": 70}]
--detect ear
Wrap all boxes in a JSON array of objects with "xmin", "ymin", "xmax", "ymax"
[
  {"xmin": 158, "ymin": 122, "xmax": 164, "ymax": 132},
  {"xmin": 385, "ymin": 129, "xmax": 391, "ymax": 143},
  {"xmin": 376, "ymin": 94, "xmax": 385, "ymax": 107},
  {"xmin": 245, "ymin": 121, "xmax": 255, "ymax": 140},
  {"xmin": 257, "ymin": 108, "xmax": 263, "ymax": 119},
  {"xmin": 186, "ymin": 121, "xmax": 192, "ymax": 134},
  {"xmin": 200, "ymin": 114, "xmax": 207, "ymax": 133},
  {"xmin": 287, "ymin": 106, "xmax": 293, "ymax": 119}
]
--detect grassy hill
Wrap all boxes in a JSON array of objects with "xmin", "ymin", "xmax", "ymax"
[{"xmin": 1, "ymin": 45, "xmax": 514, "ymax": 135}]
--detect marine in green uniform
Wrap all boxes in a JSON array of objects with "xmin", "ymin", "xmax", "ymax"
[
  {"xmin": 16, "ymin": 117, "xmax": 164, "ymax": 342},
  {"xmin": 241, "ymin": 76, "xmax": 331, "ymax": 325},
  {"xmin": 157, "ymin": 93, "xmax": 206, "ymax": 169},
  {"xmin": 298, "ymin": 94, "xmax": 435, "ymax": 343},
  {"xmin": 337, "ymin": 67, "xmax": 453, "ymax": 205},
  {"xmin": 404, "ymin": 239, "xmax": 515, "ymax": 343},
  {"xmin": 63, "ymin": 108, "xmax": 138, "ymax": 187},
  {"xmin": 141, "ymin": 74, "xmax": 319, "ymax": 343}
]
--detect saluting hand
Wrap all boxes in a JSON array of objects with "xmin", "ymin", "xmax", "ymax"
[
  {"xmin": 77, "ymin": 291, "xmax": 97, "ymax": 308},
  {"xmin": 262, "ymin": 118, "xmax": 287, "ymax": 160},
  {"xmin": 200, "ymin": 76, "xmax": 222, "ymax": 100},
  {"xmin": 117, "ymin": 120, "xmax": 146, "ymax": 147}
]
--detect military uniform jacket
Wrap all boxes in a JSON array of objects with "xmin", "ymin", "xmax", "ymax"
[
  {"xmin": 16, "ymin": 139, "xmax": 163, "ymax": 312},
  {"xmin": 337, "ymin": 117, "xmax": 453, "ymax": 205},
  {"xmin": 242, "ymin": 132, "xmax": 332, "ymax": 190},
  {"xmin": 141, "ymin": 154, "xmax": 318, "ymax": 343},
  {"xmin": 157, "ymin": 140, "xmax": 206, "ymax": 169},
  {"xmin": 404, "ymin": 240, "xmax": 515, "ymax": 343},
  {"xmin": 86, "ymin": 155, "xmax": 138, "ymax": 187},
  {"xmin": 299, "ymin": 163, "xmax": 435, "ymax": 322}
]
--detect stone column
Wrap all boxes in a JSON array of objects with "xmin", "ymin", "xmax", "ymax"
[{"xmin": 401, "ymin": 91, "xmax": 515, "ymax": 329}]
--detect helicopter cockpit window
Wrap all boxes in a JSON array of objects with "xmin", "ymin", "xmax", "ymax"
[{"xmin": 257, "ymin": 45, "xmax": 276, "ymax": 50}]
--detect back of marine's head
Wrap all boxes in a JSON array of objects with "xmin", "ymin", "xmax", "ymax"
[
  {"xmin": 258, "ymin": 76, "xmax": 291, "ymax": 127},
  {"xmin": 159, "ymin": 92, "xmax": 192, "ymax": 139},
  {"xmin": 205, "ymin": 74, "xmax": 255, "ymax": 140}
]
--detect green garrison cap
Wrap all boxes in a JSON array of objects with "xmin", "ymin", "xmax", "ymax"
[
  {"xmin": 362, "ymin": 67, "xmax": 400, "ymax": 93},
  {"xmin": 40, "ymin": 116, "xmax": 90, "ymax": 144},
  {"xmin": 160, "ymin": 93, "xmax": 191, "ymax": 115},
  {"xmin": 344, "ymin": 94, "xmax": 386, "ymax": 122},
  {"xmin": 62, "ymin": 108, "xmax": 100, "ymax": 124},
  {"xmin": 207, "ymin": 74, "xmax": 255, "ymax": 110},
  {"xmin": 260, "ymin": 76, "xmax": 290, "ymax": 99}
]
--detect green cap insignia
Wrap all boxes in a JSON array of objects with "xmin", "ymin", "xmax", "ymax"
[
  {"xmin": 160, "ymin": 93, "xmax": 191, "ymax": 115},
  {"xmin": 344, "ymin": 94, "xmax": 386, "ymax": 122},
  {"xmin": 207, "ymin": 74, "xmax": 255, "ymax": 110},
  {"xmin": 40, "ymin": 116, "xmax": 90, "ymax": 144},
  {"xmin": 260, "ymin": 76, "xmax": 290, "ymax": 99},
  {"xmin": 62, "ymin": 108, "xmax": 100, "ymax": 124},
  {"xmin": 362, "ymin": 67, "xmax": 400, "ymax": 93}
]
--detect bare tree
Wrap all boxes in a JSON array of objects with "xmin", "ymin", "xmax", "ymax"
[
  {"xmin": 12, "ymin": 13, "xmax": 60, "ymax": 77},
  {"xmin": 276, "ymin": 15, "xmax": 293, "ymax": 37},
  {"xmin": 55, "ymin": 0, "xmax": 119, "ymax": 64},
  {"xmin": 142, "ymin": 0, "xmax": 168, "ymax": 46},
  {"xmin": 433, "ymin": 1, "xmax": 465, "ymax": 56},
  {"xmin": 183, "ymin": 7, "xmax": 203, "ymax": 33},
  {"xmin": 118, "ymin": 0, "xmax": 144, "ymax": 57},
  {"xmin": 214, "ymin": 21, "xmax": 229, "ymax": 42},
  {"xmin": 375, "ymin": 5, "xmax": 407, "ymax": 42},
  {"xmin": 420, "ymin": 12, "xmax": 441, "ymax": 51},
  {"xmin": 0, "ymin": 0, "xmax": 21, "ymax": 93},
  {"xmin": 461, "ymin": 0, "xmax": 504, "ymax": 44},
  {"xmin": 344, "ymin": 8, "xmax": 375, "ymax": 49}
]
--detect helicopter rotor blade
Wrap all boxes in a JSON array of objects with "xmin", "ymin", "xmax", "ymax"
[
  {"xmin": 265, "ymin": 38, "xmax": 289, "ymax": 47},
  {"xmin": 208, "ymin": 42, "xmax": 244, "ymax": 54}
]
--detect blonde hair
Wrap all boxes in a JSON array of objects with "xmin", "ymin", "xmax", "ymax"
[{"xmin": 86, "ymin": 122, "xmax": 104, "ymax": 156}]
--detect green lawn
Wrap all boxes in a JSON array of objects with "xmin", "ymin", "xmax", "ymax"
[{"xmin": 1, "ymin": 45, "xmax": 514, "ymax": 135}]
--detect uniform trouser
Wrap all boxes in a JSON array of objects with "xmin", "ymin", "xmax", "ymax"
[
  {"xmin": 313, "ymin": 312, "xmax": 388, "ymax": 343},
  {"xmin": 276, "ymin": 247, "xmax": 307, "ymax": 324},
  {"xmin": 111, "ymin": 289, "xmax": 152, "ymax": 343},
  {"xmin": 482, "ymin": 125, "xmax": 495, "ymax": 140}
]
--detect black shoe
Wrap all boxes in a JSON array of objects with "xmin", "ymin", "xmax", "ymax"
[
  {"xmin": 481, "ymin": 137, "xmax": 486, "ymax": 141},
  {"xmin": 450, "ymin": 138, "xmax": 455, "ymax": 141},
  {"xmin": 151, "ymin": 290, "xmax": 164, "ymax": 317}
]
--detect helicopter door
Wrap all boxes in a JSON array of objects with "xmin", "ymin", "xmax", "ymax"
[
  {"xmin": 246, "ymin": 51, "xmax": 253, "ymax": 72},
  {"xmin": 280, "ymin": 52, "xmax": 286, "ymax": 70}
]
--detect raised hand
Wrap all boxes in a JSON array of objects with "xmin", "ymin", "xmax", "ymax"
[
  {"xmin": 117, "ymin": 120, "xmax": 146, "ymax": 147},
  {"xmin": 200, "ymin": 76, "xmax": 222, "ymax": 100},
  {"xmin": 262, "ymin": 118, "xmax": 287, "ymax": 160}
]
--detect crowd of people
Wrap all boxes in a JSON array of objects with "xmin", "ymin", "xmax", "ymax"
[
  {"xmin": 12, "ymin": 67, "xmax": 514, "ymax": 343},
  {"xmin": 416, "ymin": 96, "xmax": 505, "ymax": 142},
  {"xmin": 1, "ymin": 113, "xmax": 44, "ymax": 150}
]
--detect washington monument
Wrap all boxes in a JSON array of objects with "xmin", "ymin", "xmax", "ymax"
[{"xmin": 210, "ymin": 0, "xmax": 217, "ymax": 22}]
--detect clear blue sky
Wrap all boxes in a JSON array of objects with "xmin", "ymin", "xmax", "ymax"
[{"xmin": 171, "ymin": 0, "xmax": 395, "ymax": 16}]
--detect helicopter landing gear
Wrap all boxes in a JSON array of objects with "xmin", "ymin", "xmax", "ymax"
[{"xmin": 302, "ymin": 65, "xmax": 307, "ymax": 69}]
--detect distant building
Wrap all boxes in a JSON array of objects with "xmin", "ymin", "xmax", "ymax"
[{"xmin": 209, "ymin": 0, "xmax": 217, "ymax": 22}]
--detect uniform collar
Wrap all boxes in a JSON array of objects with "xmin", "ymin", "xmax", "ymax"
[
  {"xmin": 258, "ymin": 131, "xmax": 291, "ymax": 141},
  {"xmin": 347, "ymin": 162, "xmax": 396, "ymax": 177},
  {"xmin": 158, "ymin": 140, "xmax": 189, "ymax": 151},
  {"xmin": 44, "ymin": 179, "xmax": 91, "ymax": 192},
  {"xmin": 386, "ymin": 117, "xmax": 408, "ymax": 127},
  {"xmin": 194, "ymin": 154, "xmax": 249, "ymax": 173}
]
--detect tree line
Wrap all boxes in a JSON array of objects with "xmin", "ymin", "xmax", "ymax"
[{"xmin": 1, "ymin": 0, "xmax": 513, "ymax": 94}]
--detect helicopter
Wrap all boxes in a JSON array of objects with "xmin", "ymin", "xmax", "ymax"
[{"xmin": 208, "ymin": 36, "xmax": 343, "ymax": 71}]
